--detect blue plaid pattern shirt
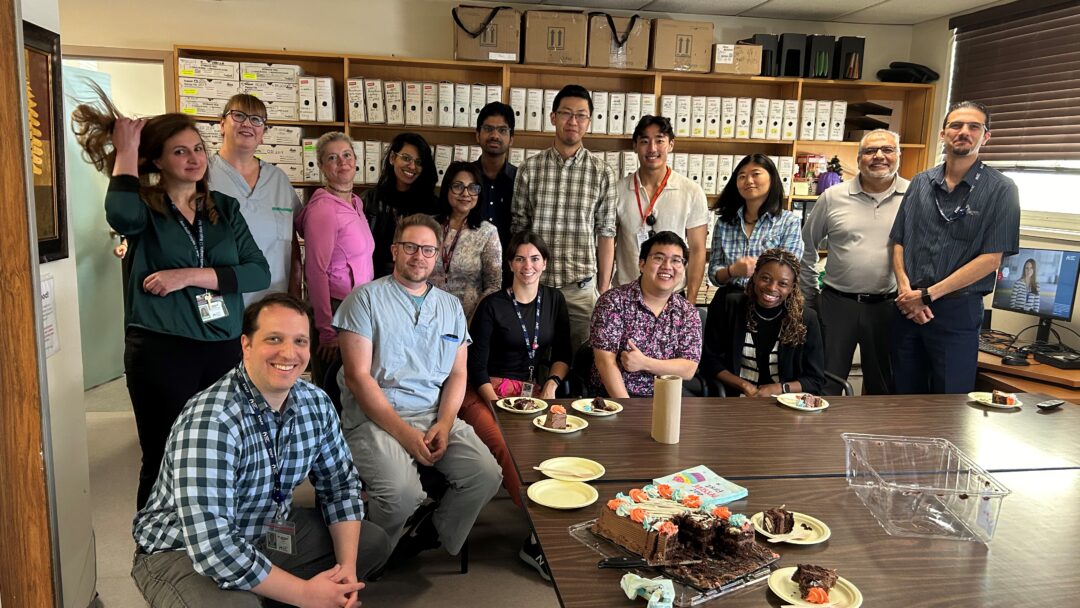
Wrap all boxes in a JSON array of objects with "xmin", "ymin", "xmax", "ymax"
[
  {"xmin": 132, "ymin": 365, "xmax": 364, "ymax": 589},
  {"xmin": 707, "ymin": 208, "xmax": 804, "ymax": 287}
]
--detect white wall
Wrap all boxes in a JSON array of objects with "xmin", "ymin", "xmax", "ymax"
[
  {"xmin": 21, "ymin": 0, "xmax": 96, "ymax": 606},
  {"xmin": 58, "ymin": 0, "xmax": 913, "ymax": 78}
]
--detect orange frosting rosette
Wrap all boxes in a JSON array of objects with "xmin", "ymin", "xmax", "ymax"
[
  {"xmin": 629, "ymin": 488, "xmax": 650, "ymax": 503},
  {"xmin": 681, "ymin": 494, "xmax": 702, "ymax": 508},
  {"xmin": 656, "ymin": 484, "xmax": 674, "ymax": 499},
  {"xmin": 657, "ymin": 521, "xmax": 678, "ymax": 536},
  {"xmin": 607, "ymin": 499, "xmax": 625, "ymax": 511},
  {"xmin": 549, "ymin": 405, "xmax": 566, "ymax": 414},
  {"xmin": 629, "ymin": 508, "xmax": 647, "ymax": 523},
  {"xmin": 805, "ymin": 587, "xmax": 830, "ymax": 604},
  {"xmin": 711, "ymin": 506, "xmax": 732, "ymax": 519}
]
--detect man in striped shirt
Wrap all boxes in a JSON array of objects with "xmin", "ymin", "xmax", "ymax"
[
  {"xmin": 132, "ymin": 294, "xmax": 390, "ymax": 606},
  {"xmin": 890, "ymin": 101, "xmax": 1020, "ymax": 394},
  {"xmin": 512, "ymin": 84, "xmax": 619, "ymax": 352}
]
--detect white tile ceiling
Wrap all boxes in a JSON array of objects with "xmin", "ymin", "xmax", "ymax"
[{"xmin": 508, "ymin": 0, "xmax": 1007, "ymax": 25}]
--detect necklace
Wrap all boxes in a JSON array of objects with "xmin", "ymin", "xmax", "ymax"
[
  {"xmin": 326, "ymin": 184, "xmax": 353, "ymax": 196},
  {"xmin": 753, "ymin": 303, "xmax": 784, "ymax": 321}
]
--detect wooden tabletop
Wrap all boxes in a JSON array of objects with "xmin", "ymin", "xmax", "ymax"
[
  {"xmin": 978, "ymin": 351, "xmax": 1080, "ymax": 388},
  {"xmin": 498, "ymin": 394, "xmax": 1080, "ymax": 484},
  {"xmin": 526, "ymin": 471, "xmax": 1080, "ymax": 607}
]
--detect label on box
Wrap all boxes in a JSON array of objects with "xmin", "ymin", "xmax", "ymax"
[
  {"xmin": 608, "ymin": 92, "xmax": 625, "ymax": 137},
  {"xmin": 487, "ymin": 84, "xmax": 502, "ymax": 104},
  {"xmin": 405, "ymin": 82, "xmax": 422, "ymax": 126},
  {"xmin": 179, "ymin": 77, "xmax": 239, "ymax": 100},
  {"xmin": 675, "ymin": 96, "xmax": 692, "ymax": 138},
  {"xmin": 239, "ymin": 62, "xmax": 301, "ymax": 83},
  {"xmin": 690, "ymin": 96, "xmax": 706, "ymax": 138},
  {"xmin": 180, "ymin": 97, "xmax": 226, "ymax": 117},
  {"xmin": 255, "ymin": 145, "xmax": 303, "ymax": 165},
  {"xmin": 800, "ymin": 100, "xmax": 817, "ymax": 140},
  {"xmin": 422, "ymin": 82, "xmax": 438, "ymax": 126},
  {"xmin": 454, "ymin": 84, "xmax": 471, "ymax": 128},
  {"xmin": 239, "ymin": 81, "xmax": 298, "ymax": 103},
  {"xmin": 721, "ymin": 97, "xmax": 736, "ymax": 139},
  {"xmin": 195, "ymin": 122, "xmax": 222, "ymax": 144},
  {"xmin": 470, "ymin": 145, "xmax": 482, "ymax": 160},
  {"xmin": 364, "ymin": 79, "xmax": 386, "ymax": 124},
  {"xmin": 714, "ymin": 44, "xmax": 735, "ymax": 65},
  {"xmin": 178, "ymin": 57, "xmax": 239, "ymax": 80},
  {"xmin": 438, "ymin": 82, "xmax": 454, "ymax": 128},
  {"xmin": 299, "ymin": 77, "xmax": 317, "ymax": 122},
  {"xmin": 384, "ymin": 81, "xmax": 404, "ymax": 126},
  {"xmin": 264, "ymin": 125, "xmax": 302, "ymax": 146},
  {"xmin": 489, "ymin": 52, "xmax": 517, "ymax": 62},
  {"xmin": 591, "ymin": 91, "xmax": 608, "ymax": 135},
  {"xmin": 453, "ymin": 144, "xmax": 470, "ymax": 162}
]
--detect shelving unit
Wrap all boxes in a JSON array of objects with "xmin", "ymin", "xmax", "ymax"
[{"xmin": 175, "ymin": 44, "xmax": 935, "ymax": 199}]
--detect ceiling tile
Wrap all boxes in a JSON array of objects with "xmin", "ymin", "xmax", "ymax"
[
  {"xmin": 740, "ymin": 0, "xmax": 879, "ymax": 21},
  {"xmin": 642, "ymin": 0, "xmax": 768, "ymax": 16},
  {"xmin": 542, "ymin": 0, "xmax": 651, "ymax": 9},
  {"xmin": 837, "ymin": 0, "xmax": 1002, "ymax": 25}
]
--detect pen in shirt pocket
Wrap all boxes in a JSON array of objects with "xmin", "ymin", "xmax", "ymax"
[{"xmin": 441, "ymin": 334, "xmax": 460, "ymax": 342}]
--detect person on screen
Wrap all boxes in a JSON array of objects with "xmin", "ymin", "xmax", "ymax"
[{"xmin": 1009, "ymin": 258, "xmax": 1040, "ymax": 312}]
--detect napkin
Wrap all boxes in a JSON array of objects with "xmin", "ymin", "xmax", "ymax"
[{"xmin": 620, "ymin": 573, "xmax": 675, "ymax": 608}]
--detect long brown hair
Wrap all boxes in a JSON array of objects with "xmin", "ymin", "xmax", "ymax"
[
  {"xmin": 745, "ymin": 248, "xmax": 806, "ymax": 346},
  {"xmin": 71, "ymin": 83, "xmax": 217, "ymax": 222}
]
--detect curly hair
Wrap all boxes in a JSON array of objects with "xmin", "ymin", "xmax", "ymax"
[{"xmin": 745, "ymin": 248, "xmax": 806, "ymax": 346}]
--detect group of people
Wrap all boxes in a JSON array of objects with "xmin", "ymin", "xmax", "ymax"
[{"xmin": 69, "ymin": 80, "xmax": 1018, "ymax": 606}]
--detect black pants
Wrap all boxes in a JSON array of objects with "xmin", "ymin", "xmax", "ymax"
[
  {"xmin": 891, "ymin": 294, "xmax": 983, "ymax": 394},
  {"xmin": 818, "ymin": 289, "xmax": 895, "ymax": 395},
  {"xmin": 125, "ymin": 327, "xmax": 241, "ymax": 509}
]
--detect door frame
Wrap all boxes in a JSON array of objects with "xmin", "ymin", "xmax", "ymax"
[{"xmin": 61, "ymin": 45, "xmax": 175, "ymax": 112}]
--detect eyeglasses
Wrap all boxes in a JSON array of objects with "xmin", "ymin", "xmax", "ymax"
[
  {"xmin": 945, "ymin": 121, "xmax": 986, "ymax": 133},
  {"xmin": 480, "ymin": 125, "xmax": 511, "ymax": 136},
  {"xmin": 648, "ymin": 253, "xmax": 686, "ymax": 268},
  {"xmin": 395, "ymin": 241, "xmax": 438, "ymax": 258},
  {"xmin": 394, "ymin": 151, "xmax": 422, "ymax": 167},
  {"xmin": 224, "ymin": 110, "xmax": 266, "ymax": 128},
  {"xmin": 554, "ymin": 110, "xmax": 591, "ymax": 123},
  {"xmin": 860, "ymin": 146, "xmax": 898, "ymax": 157},
  {"xmin": 448, "ymin": 181, "xmax": 482, "ymax": 196}
]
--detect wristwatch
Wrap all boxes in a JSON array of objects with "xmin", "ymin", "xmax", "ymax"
[
  {"xmin": 920, "ymin": 287, "xmax": 932, "ymax": 306},
  {"xmin": 781, "ymin": 382, "xmax": 790, "ymax": 393},
  {"xmin": 545, "ymin": 374, "xmax": 562, "ymax": 386}
]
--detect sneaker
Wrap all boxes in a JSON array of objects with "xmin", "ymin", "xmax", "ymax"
[
  {"xmin": 518, "ymin": 537, "xmax": 552, "ymax": 582},
  {"xmin": 388, "ymin": 502, "xmax": 441, "ymax": 567}
]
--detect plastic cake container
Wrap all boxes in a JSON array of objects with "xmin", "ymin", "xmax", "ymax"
[{"xmin": 842, "ymin": 433, "xmax": 1011, "ymax": 543}]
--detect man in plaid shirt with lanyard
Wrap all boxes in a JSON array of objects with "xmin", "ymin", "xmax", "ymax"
[
  {"xmin": 132, "ymin": 293, "xmax": 390, "ymax": 607},
  {"xmin": 512, "ymin": 84, "xmax": 619, "ymax": 352}
]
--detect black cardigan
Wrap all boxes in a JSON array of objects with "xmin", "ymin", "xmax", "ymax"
[{"xmin": 700, "ymin": 290, "xmax": 826, "ymax": 395}]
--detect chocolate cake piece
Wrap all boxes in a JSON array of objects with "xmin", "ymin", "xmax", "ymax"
[
  {"xmin": 510, "ymin": 397, "xmax": 535, "ymax": 410},
  {"xmin": 991, "ymin": 390, "xmax": 1016, "ymax": 405},
  {"xmin": 792, "ymin": 564, "xmax": 838, "ymax": 599},
  {"xmin": 544, "ymin": 405, "xmax": 567, "ymax": 429},
  {"xmin": 762, "ymin": 506, "xmax": 794, "ymax": 535},
  {"xmin": 591, "ymin": 396, "xmax": 616, "ymax": 411}
]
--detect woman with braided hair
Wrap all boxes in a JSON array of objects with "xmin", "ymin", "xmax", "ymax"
[{"xmin": 700, "ymin": 247, "xmax": 825, "ymax": 397}]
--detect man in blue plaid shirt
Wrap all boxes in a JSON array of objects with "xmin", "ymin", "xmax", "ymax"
[{"xmin": 132, "ymin": 293, "xmax": 390, "ymax": 607}]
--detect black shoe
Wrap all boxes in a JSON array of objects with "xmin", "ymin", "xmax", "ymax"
[
  {"xmin": 388, "ymin": 502, "xmax": 441, "ymax": 567},
  {"xmin": 519, "ymin": 537, "xmax": 552, "ymax": 582}
]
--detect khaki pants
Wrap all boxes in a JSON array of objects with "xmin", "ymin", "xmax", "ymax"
[{"xmin": 558, "ymin": 280, "xmax": 599, "ymax": 354}]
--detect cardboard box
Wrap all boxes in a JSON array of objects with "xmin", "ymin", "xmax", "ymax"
[
  {"xmin": 434, "ymin": 145, "xmax": 453, "ymax": 186},
  {"xmin": 751, "ymin": 98, "xmax": 769, "ymax": 140},
  {"xmin": 604, "ymin": 151, "xmax": 620, "ymax": 174},
  {"xmin": 587, "ymin": 14, "xmax": 651, "ymax": 70},
  {"xmin": 778, "ymin": 156, "xmax": 794, "ymax": 194},
  {"xmin": 276, "ymin": 164, "xmax": 304, "ymax": 182},
  {"xmin": 705, "ymin": 97, "xmax": 721, "ymax": 139},
  {"xmin": 829, "ymin": 100, "xmax": 848, "ymax": 141},
  {"xmin": 525, "ymin": 149, "xmax": 542, "ymax": 159},
  {"xmin": 315, "ymin": 77, "xmax": 335, "ymax": 122},
  {"xmin": 179, "ymin": 97, "xmax": 227, "ymax": 117},
  {"xmin": 735, "ymin": 98, "xmax": 752, "ymax": 139},
  {"xmin": 384, "ymin": 81, "xmax": 404, "ymax": 126},
  {"xmin": 660, "ymin": 95, "xmax": 676, "ymax": 121},
  {"xmin": 179, "ymin": 77, "xmax": 239, "ymax": 100},
  {"xmin": 674, "ymin": 95, "xmax": 691, "ymax": 137},
  {"xmin": 405, "ymin": 82, "xmax": 423, "ymax": 126},
  {"xmin": 299, "ymin": 77, "xmax": 317, "ymax": 122},
  {"xmin": 255, "ymin": 145, "xmax": 303, "ymax": 165},
  {"xmin": 239, "ymin": 81, "xmax": 298, "ymax": 103},
  {"xmin": 688, "ymin": 154, "xmax": 704, "ymax": 187},
  {"xmin": 621, "ymin": 150, "xmax": 639, "ymax": 178},
  {"xmin": 525, "ymin": 88, "xmax": 543, "ymax": 132},
  {"xmin": 690, "ymin": 96, "xmax": 706, "ymax": 138},
  {"xmin": 718, "ymin": 154, "xmax": 734, "ymax": 190},
  {"xmin": 364, "ymin": 141, "xmax": 383, "ymax": 184},
  {"xmin": 625, "ymin": 92, "xmax": 642, "ymax": 135},
  {"xmin": 178, "ymin": 57, "xmax": 239, "ymax": 80},
  {"xmin": 641, "ymin": 94, "xmax": 656, "ymax": 118},
  {"xmin": 438, "ymin": 82, "xmax": 455, "ymax": 128},
  {"xmin": 302, "ymin": 138, "xmax": 320, "ymax": 182},
  {"xmin": 364, "ymin": 79, "xmax": 386, "ymax": 124},
  {"xmin": 195, "ymin": 122, "xmax": 222, "ymax": 144},
  {"xmin": 703, "ymin": 154, "xmax": 718, "ymax": 195},
  {"xmin": 542, "ymin": 89, "xmax": 557, "ymax": 133},
  {"xmin": 487, "ymin": 85, "xmax": 502, "ymax": 104},
  {"xmin": 452, "ymin": 5, "xmax": 521, "ymax": 63},
  {"xmin": 781, "ymin": 99, "xmax": 799, "ymax": 141},
  {"xmin": 508, "ymin": 148, "xmax": 525, "ymax": 167},
  {"xmin": 264, "ymin": 125, "xmax": 302, "ymax": 146},
  {"xmin": 350, "ymin": 142, "xmax": 364, "ymax": 184},
  {"xmin": 422, "ymin": 83, "xmax": 438, "ymax": 126},
  {"xmin": 509, "ymin": 87, "xmax": 526, "ymax": 127},
  {"xmin": 470, "ymin": 84, "xmax": 487, "ymax": 126},
  {"xmin": 453, "ymin": 144, "xmax": 470, "ymax": 162},
  {"xmin": 346, "ymin": 78, "xmax": 365, "ymax": 123},
  {"xmin": 591, "ymin": 91, "xmax": 608, "ymax": 135},
  {"xmin": 712, "ymin": 44, "xmax": 763, "ymax": 75},
  {"xmin": 523, "ymin": 10, "xmax": 587, "ymax": 67},
  {"xmin": 470, "ymin": 145, "xmax": 482, "ymax": 160},
  {"xmin": 672, "ymin": 153, "xmax": 688, "ymax": 176},
  {"xmin": 767, "ymin": 99, "xmax": 784, "ymax": 141},
  {"xmin": 240, "ymin": 62, "xmax": 301, "ymax": 84},
  {"xmin": 815, "ymin": 100, "xmax": 832, "ymax": 140},
  {"xmin": 454, "ymin": 83, "xmax": 471, "ymax": 128},
  {"xmin": 800, "ymin": 99, "xmax": 817, "ymax": 140},
  {"xmin": 607, "ymin": 92, "xmax": 625, "ymax": 137},
  {"xmin": 721, "ymin": 97, "xmax": 736, "ymax": 139},
  {"xmin": 650, "ymin": 19, "xmax": 714, "ymax": 73},
  {"xmin": 266, "ymin": 102, "xmax": 299, "ymax": 122}
]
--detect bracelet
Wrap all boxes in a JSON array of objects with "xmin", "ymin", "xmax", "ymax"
[{"xmin": 545, "ymin": 374, "xmax": 563, "ymax": 386}]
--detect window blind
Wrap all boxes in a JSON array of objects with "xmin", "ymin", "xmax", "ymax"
[{"xmin": 950, "ymin": 1, "xmax": 1080, "ymax": 162}]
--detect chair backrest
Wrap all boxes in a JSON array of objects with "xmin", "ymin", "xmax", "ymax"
[
  {"xmin": 323, "ymin": 359, "xmax": 344, "ymax": 416},
  {"xmin": 569, "ymin": 342, "xmax": 594, "ymax": 397}
]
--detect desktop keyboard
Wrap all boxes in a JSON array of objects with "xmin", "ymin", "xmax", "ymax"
[{"xmin": 978, "ymin": 341, "xmax": 1015, "ymax": 357}]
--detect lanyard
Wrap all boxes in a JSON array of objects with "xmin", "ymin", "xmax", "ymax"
[
  {"xmin": 508, "ymin": 288, "xmax": 542, "ymax": 377},
  {"xmin": 442, "ymin": 222, "xmax": 465, "ymax": 274},
  {"xmin": 169, "ymin": 200, "xmax": 205, "ymax": 268},
  {"xmin": 236, "ymin": 365, "xmax": 286, "ymax": 508},
  {"xmin": 634, "ymin": 167, "xmax": 672, "ymax": 226},
  {"xmin": 934, "ymin": 162, "xmax": 982, "ymax": 221}
]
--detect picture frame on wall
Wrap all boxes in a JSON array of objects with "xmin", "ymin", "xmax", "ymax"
[{"xmin": 24, "ymin": 21, "xmax": 68, "ymax": 263}]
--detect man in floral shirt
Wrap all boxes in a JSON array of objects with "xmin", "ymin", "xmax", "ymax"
[{"xmin": 590, "ymin": 231, "xmax": 702, "ymax": 397}]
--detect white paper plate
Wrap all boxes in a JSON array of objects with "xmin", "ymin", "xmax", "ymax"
[
  {"xmin": 967, "ymin": 391, "xmax": 1022, "ymax": 408},
  {"xmin": 776, "ymin": 393, "xmax": 830, "ymax": 412},
  {"xmin": 570, "ymin": 398, "xmax": 623, "ymax": 416},
  {"xmin": 532, "ymin": 413, "xmax": 589, "ymax": 433},
  {"xmin": 768, "ymin": 566, "xmax": 862, "ymax": 607},
  {"xmin": 750, "ymin": 510, "xmax": 832, "ymax": 544},
  {"xmin": 527, "ymin": 479, "xmax": 599, "ymax": 509},
  {"xmin": 537, "ymin": 456, "xmax": 606, "ymax": 482},
  {"xmin": 495, "ymin": 397, "xmax": 548, "ymax": 414}
]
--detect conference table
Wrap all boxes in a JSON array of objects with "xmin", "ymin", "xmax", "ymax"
[{"xmin": 496, "ymin": 393, "xmax": 1080, "ymax": 607}]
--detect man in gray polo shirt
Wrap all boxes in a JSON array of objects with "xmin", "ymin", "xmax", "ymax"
[
  {"xmin": 801, "ymin": 129, "xmax": 908, "ymax": 394},
  {"xmin": 333, "ymin": 213, "xmax": 501, "ymax": 563},
  {"xmin": 889, "ymin": 101, "xmax": 1020, "ymax": 394}
]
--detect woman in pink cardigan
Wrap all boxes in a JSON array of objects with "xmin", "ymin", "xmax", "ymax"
[{"xmin": 294, "ymin": 131, "xmax": 374, "ymax": 388}]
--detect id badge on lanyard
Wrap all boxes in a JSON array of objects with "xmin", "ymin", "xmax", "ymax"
[
  {"xmin": 172, "ymin": 201, "xmax": 228, "ymax": 323},
  {"xmin": 509, "ymin": 288, "xmax": 542, "ymax": 397}
]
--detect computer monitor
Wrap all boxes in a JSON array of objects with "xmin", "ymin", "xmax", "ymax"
[{"xmin": 991, "ymin": 247, "xmax": 1080, "ymax": 343}]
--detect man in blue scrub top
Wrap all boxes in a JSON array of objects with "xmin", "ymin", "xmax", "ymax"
[
  {"xmin": 333, "ymin": 213, "xmax": 502, "ymax": 563},
  {"xmin": 890, "ymin": 101, "xmax": 1020, "ymax": 394}
]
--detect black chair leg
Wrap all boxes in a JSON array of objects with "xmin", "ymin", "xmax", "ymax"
[{"xmin": 459, "ymin": 538, "xmax": 469, "ymax": 574}]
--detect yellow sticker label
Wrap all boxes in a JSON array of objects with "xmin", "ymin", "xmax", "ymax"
[
  {"xmin": 181, "ymin": 108, "xmax": 197, "ymax": 114},
  {"xmin": 179, "ymin": 69, "xmax": 194, "ymax": 76},
  {"xmin": 181, "ymin": 88, "xmax": 197, "ymax": 95},
  {"xmin": 242, "ymin": 73, "xmax": 257, "ymax": 80}
]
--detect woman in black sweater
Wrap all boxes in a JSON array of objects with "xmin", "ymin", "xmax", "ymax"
[{"xmin": 700, "ymin": 247, "xmax": 825, "ymax": 397}]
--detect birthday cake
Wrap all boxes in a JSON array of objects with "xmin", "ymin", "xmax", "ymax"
[{"xmin": 592, "ymin": 484, "xmax": 778, "ymax": 589}]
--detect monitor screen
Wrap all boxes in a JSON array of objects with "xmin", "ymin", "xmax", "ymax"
[{"xmin": 992, "ymin": 248, "xmax": 1080, "ymax": 321}]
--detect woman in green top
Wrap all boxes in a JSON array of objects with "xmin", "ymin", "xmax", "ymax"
[{"xmin": 73, "ymin": 92, "xmax": 270, "ymax": 509}]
